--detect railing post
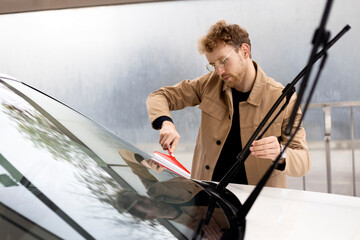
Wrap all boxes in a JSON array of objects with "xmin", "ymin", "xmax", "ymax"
[
  {"xmin": 350, "ymin": 106, "xmax": 356, "ymax": 196},
  {"xmin": 323, "ymin": 105, "xmax": 332, "ymax": 193},
  {"xmin": 302, "ymin": 175, "xmax": 306, "ymax": 191}
]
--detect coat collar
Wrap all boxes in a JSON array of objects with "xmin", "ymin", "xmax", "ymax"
[{"xmin": 221, "ymin": 61, "xmax": 267, "ymax": 107}]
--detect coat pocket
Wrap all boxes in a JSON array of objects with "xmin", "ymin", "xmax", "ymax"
[{"xmin": 198, "ymin": 97, "xmax": 227, "ymax": 121}]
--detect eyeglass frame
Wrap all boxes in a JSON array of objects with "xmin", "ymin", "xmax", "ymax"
[{"xmin": 206, "ymin": 44, "xmax": 242, "ymax": 72}]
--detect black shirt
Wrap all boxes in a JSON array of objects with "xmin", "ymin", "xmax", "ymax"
[{"xmin": 212, "ymin": 88, "xmax": 250, "ymax": 184}]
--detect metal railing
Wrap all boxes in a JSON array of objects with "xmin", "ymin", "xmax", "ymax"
[{"xmin": 301, "ymin": 101, "xmax": 360, "ymax": 196}]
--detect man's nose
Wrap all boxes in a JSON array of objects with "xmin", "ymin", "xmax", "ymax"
[{"xmin": 216, "ymin": 66, "xmax": 225, "ymax": 75}]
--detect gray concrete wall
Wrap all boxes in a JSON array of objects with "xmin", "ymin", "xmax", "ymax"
[{"xmin": 0, "ymin": 0, "xmax": 359, "ymax": 146}]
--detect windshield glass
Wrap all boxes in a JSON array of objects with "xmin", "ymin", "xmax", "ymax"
[{"xmin": 0, "ymin": 79, "xmax": 230, "ymax": 239}]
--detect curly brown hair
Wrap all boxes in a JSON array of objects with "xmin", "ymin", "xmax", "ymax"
[{"xmin": 198, "ymin": 20, "xmax": 251, "ymax": 56}]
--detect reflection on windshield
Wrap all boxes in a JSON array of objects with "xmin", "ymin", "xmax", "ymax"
[
  {"xmin": 117, "ymin": 148, "xmax": 229, "ymax": 239},
  {"xmin": 0, "ymin": 82, "xmax": 176, "ymax": 239},
  {"xmin": 1, "ymin": 83, "xmax": 120, "ymax": 206}
]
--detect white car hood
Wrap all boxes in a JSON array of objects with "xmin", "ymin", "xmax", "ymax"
[{"xmin": 227, "ymin": 184, "xmax": 360, "ymax": 240}]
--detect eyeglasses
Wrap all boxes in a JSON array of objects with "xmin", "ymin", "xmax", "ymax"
[{"xmin": 206, "ymin": 45, "xmax": 240, "ymax": 72}]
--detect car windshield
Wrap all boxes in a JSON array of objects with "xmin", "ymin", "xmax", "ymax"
[{"xmin": 0, "ymin": 79, "xmax": 230, "ymax": 239}]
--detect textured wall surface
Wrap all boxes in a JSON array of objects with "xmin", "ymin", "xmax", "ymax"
[{"xmin": 0, "ymin": 0, "xmax": 359, "ymax": 144}]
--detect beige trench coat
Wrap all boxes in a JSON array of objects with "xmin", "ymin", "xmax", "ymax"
[{"xmin": 146, "ymin": 62, "xmax": 310, "ymax": 188}]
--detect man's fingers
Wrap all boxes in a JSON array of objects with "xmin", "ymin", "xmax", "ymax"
[
  {"xmin": 160, "ymin": 134, "xmax": 178, "ymax": 150},
  {"xmin": 251, "ymin": 148, "xmax": 276, "ymax": 156},
  {"xmin": 252, "ymin": 143, "xmax": 279, "ymax": 151},
  {"xmin": 163, "ymin": 138, "xmax": 173, "ymax": 150},
  {"xmin": 159, "ymin": 132, "xmax": 166, "ymax": 145},
  {"xmin": 159, "ymin": 135, "xmax": 169, "ymax": 150},
  {"xmin": 159, "ymin": 133, "xmax": 169, "ymax": 148},
  {"xmin": 169, "ymin": 136, "xmax": 180, "ymax": 153},
  {"xmin": 250, "ymin": 136, "xmax": 281, "ymax": 161},
  {"xmin": 252, "ymin": 136, "xmax": 277, "ymax": 146},
  {"xmin": 164, "ymin": 134, "xmax": 180, "ymax": 152},
  {"xmin": 159, "ymin": 121, "xmax": 180, "ymax": 152},
  {"xmin": 251, "ymin": 142, "xmax": 278, "ymax": 151}
]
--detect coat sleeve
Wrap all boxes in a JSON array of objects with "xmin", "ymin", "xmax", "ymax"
[
  {"xmin": 280, "ymin": 93, "xmax": 311, "ymax": 177},
  {"xmin": 146, "ymin": 74, "xmax": 211, "ymax": 129}
]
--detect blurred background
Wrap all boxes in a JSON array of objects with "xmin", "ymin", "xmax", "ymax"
[{"xmin": 0, "ymin": 0, "xmax": 359, "ymax": 196}]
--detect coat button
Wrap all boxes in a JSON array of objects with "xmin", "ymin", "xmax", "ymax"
[
  {"xmin": 205, "ymin": 165, "xmax": 210, "ymax": 170},
  {"xmin": 216, "ymin": 140, "xmax": 221, "ymax": 145}
]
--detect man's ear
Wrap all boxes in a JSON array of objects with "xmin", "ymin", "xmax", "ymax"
[{"xmin": 241, "ymin": 43, "xmax": 251, "ymax": 58}]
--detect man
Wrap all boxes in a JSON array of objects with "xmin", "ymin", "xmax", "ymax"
[{"xmin": 146, "ymin": 20, "xmax": 310, "ymax": 188}]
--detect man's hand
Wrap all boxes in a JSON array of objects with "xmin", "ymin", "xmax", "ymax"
[
  {"xmin": 250, "ymin": 136, "xmax": 284, "ymax": 163},
  {"xmin": 159, "ymin": 121, "xmax": 180, "ymax": 153},
  {"xmin": 141, "ymin": 159, "xmax": 164, "ymax": 173}
]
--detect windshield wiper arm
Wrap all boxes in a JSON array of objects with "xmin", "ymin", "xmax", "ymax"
[
  {"xmin": 218, "ymin": 22, "xmax": 350, "ymax": 190},
  {"xmin": 234, "ymin": 0, "xmax": 351, "ymax": 230},
  {"xmin": 194, "ymin": 1, "xmax": 351, "ymax": 238}
]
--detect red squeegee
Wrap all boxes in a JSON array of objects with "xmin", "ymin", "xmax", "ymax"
[{"xmin": 152, "ymin": 148, "xmax": 190, "ymax": 179}]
